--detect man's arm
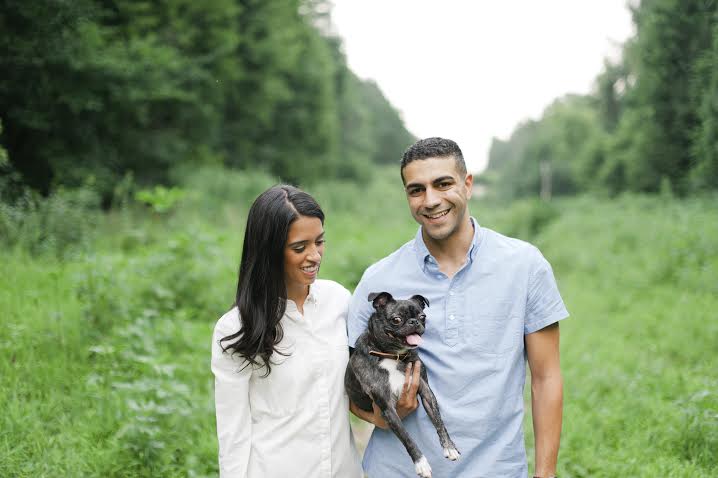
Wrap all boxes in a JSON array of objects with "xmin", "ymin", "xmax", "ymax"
[
  {"xmin": 349, "ymin": 361, "xmax": 422, "ymax": 429},
  {"xmin": 526, "ymin": 322, "xmax": 563, "ymax": 478}
]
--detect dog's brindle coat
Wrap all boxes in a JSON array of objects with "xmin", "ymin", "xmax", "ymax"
[{"xmin": 345, "ymin": 292, "xmax": 459, "ymax": 477}]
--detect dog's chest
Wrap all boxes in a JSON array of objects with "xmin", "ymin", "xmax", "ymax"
[{"xmin": 378, "ymin": 359, "xmax": 406, "ymax": 396}]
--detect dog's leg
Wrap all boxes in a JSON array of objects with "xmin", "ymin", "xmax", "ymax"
[
  {"xmin": 418, "ymin": 379, "xmax": 460, "ymax": 461},
  {"xmin": 377, "ymin": 402, "xmax": 432, "ymax": 478}
]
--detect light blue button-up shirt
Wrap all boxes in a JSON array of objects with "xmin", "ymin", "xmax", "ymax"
[{"xmin": 347, "ymin": 218, "xmax": 569, "ymax": 477}]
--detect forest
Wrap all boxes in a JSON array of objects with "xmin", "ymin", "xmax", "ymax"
[
  {"xmin": 0, "ymin": 0, "xmax": 414, "ymax": 204},
  {"xmin": 484, "ymin": 0, "xmax": 718, "ymax": 198}
]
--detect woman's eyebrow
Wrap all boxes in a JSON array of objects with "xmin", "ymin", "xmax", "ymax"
[{"xmin": 287, "ymin": 233, "xmax": 324, "ymax": 248}]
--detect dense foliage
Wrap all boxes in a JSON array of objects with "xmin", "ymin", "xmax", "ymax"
[
  {"xmin": 0, "ymin": 0, "xmax": 414, "ymax": 201},
  {"xmin": 484, "ymin": 0, "xmax": 718, "ymax": 198},
  {"xmin": 1, "ymin": 166, "xmax": 716, "ymax": 476}
]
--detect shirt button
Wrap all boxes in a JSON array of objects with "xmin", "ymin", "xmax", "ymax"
[
  {"xmin": 449, "ymin": 315, "xmax": 455, "ymax": 320},
  {"xmin": 449, "ymin": 291, "xmax": 454, "ymax": 296}
]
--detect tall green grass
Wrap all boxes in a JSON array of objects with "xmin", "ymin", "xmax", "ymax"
[{"xmin": 1, "ymin": 168, "xmax": 716, "ymax": 477}]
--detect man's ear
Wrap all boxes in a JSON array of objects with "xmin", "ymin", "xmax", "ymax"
[
  {"xmin": 409, "ymin": 294, "xmax": 430, "ymax": 310},
  {"xmin": 368, "ymin": 292, "xmax": 394, "ymax": 309},
  {"xmin": 465, "ymin": 173, "xmax": 474, "ymax": 200}
]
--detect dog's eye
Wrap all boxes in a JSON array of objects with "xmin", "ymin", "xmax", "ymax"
[
  {"xmin": 419, "ymin": 314, "xmax": 426, "ymax": 320},
  {"xmin": 391, "ymin": 316, "xmax": 402, "ymax": 325}
]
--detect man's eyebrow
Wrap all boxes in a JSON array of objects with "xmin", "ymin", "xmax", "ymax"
[{"xmin": 432, "ymin": 175, "xmax": 455, "ymax": 184}]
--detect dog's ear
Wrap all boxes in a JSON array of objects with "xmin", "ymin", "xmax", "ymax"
[
  {"xmin": 409, "ymin": 294, "xmax": 430, "ymax": 310},
  {"xmin": 368, "ymin": 292, "xmax": 394, "ymax": 309}
]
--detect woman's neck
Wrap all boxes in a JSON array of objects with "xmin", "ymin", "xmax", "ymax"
[{"xmin": 287, "ymin": 285, "xmax": 309, "ymax": 315}]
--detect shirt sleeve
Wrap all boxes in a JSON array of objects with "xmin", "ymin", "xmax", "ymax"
[
  {"xmin": 211, "ymin": 314, "xmax": 252, "ymax": 477},
  {"xmin": 347, "ymin": 272, "xmax": 375, "ymax": 347},
  {"xmin": 524, "ymin": 247, "xmax": 569, "ymax": 334}
]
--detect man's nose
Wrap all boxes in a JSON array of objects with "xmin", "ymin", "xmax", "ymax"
[{"xmin": 423, "ymin": 187, "xmax": 441, "ymax": 208}]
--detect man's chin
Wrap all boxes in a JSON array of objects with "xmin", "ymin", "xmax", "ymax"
[{"xmin": 423, "ymin": 223, "xmax": 454, "ymax": 241}]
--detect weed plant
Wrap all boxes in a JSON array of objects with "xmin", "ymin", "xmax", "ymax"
[{"xmin": 1, "ymin": 168, "xmax": 716, "ymax": 477}]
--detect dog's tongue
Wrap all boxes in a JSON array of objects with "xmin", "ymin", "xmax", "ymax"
[{"xmin": 405, "ymin": 334, "xmax": 423, "ymax": 346}]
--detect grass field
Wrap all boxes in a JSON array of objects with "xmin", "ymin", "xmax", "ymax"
[{"xmin": 1, "ymin": 168, "xmax": 716, "ymax": 477}]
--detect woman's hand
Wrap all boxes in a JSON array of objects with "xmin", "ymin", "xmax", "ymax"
[{"xmin": 349, "ymin": 361, "xmax": 422, "ymax": 430}]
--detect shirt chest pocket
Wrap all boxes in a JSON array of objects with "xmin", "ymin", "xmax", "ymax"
[
  {"xmin": 470, "ymin": 300, "xmax": 522, "ymax": 355},
  {"xmin": 249, "ymin": 351, "xmax": 304, "ymax": 417}
]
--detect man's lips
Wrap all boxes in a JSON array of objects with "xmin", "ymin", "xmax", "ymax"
[{"xmin": 422, "ymin": 209, "xmax": 450, "ymax": 221}]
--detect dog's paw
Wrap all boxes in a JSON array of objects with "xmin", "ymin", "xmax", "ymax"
[
  {"xmin": 414, "ymin": 455, "xmax": 432, "ymax": 478},
  {"xmin": 443, "ymin": 447, "xmax": 460, "ymax": 461}
]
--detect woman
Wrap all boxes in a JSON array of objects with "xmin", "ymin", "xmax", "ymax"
[{"xmin": 211, "ymin": 185, "xmax": 362, "ymax": 478}]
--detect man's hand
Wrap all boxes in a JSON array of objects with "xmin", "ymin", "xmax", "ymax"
[{"xmin": 349, "ymin": 361, "xmax": 422, "ymax": 429}]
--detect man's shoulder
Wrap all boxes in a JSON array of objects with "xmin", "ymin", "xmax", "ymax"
[
  {"xmin": 361, "ymin": 238, "xmax": 416, "ymax": 281},
  {"xmin": 481, "ymin": 226, "xmax": 540, "ymax": 260}
]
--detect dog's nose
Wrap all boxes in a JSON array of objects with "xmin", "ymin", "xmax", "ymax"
[{"xmin": 407, "ymin": 318, "xmax": 419, "ymax": 326}]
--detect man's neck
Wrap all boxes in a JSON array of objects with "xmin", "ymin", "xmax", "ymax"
[{"xmin": 423, "ymin": 216, "xmax": 475, "ymax": 278}]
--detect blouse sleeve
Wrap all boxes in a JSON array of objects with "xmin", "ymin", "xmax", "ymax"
[{"xmin": 211, "ymin": 313, "xmax": 252, "ymax": 477}]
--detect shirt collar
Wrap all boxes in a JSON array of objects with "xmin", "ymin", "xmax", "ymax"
[
  {"xmin": 284, "ymin": 282, "xmax": 319, "ymax": 314},
  {"xmin": 414, "ymin": 216, "xmax": 482, "ymax": 271},
  {"xmin": 306, "ymin": 282, "xmax": 319, "ymax": 304}
]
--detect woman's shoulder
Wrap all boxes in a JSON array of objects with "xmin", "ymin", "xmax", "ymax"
[
  {"xmin": 213, "ymin": 306, "xmax": 241, "ymax": 339},
  {"xmin": 314, "ymin": 279, "xmax": 351, "ymax": 301}
]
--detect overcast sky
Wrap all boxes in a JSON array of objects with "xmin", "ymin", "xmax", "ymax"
[{"xmin": 331, "ymin": 0, "xmax": 634, "ymax": 172}]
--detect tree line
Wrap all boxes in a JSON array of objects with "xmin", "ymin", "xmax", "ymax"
[
  {"xmin": 0, "ymin": 0, "xmax": 414, "ymax": 204},
  {"xmin": 484, "ymin": 0, "xmax": 718, "ymax": 198}
]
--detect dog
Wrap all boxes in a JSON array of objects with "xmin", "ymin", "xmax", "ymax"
[{"xmin": 345, "ymin": 292, "xmax": 459, "ymax": 478}]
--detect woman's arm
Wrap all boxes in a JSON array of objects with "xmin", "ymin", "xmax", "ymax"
[{"xmin": 211, "ymin": 317, "xmax": 252, "ymax": 478}]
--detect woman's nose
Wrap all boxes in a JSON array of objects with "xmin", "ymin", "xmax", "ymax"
[{"xmin": 308, "ymin": 247, "xmax": 322, "ymax": 262}]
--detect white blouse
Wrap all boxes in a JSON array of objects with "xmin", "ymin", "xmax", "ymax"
[{"xmin": 211, "ymin": 279, "xmax": 363, "ymax": 478}]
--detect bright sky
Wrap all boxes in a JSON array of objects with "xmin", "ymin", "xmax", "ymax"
[{"xmin": 331, "ymin": 0, "xmax": 634, "ymax": 173}]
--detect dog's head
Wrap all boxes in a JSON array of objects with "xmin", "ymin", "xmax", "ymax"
[{"xmin": 367, "ymin": 292, "xmax": 429, "ymax": 352}]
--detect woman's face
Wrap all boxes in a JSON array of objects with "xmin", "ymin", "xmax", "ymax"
[{"xmin": 284, "ymin": 215, "xmax": 325, "ymax": 298}]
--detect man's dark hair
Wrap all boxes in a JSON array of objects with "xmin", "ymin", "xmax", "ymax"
[{"xmin": 401, "ymin": 137, "xmax": 467, "ymax": 182}]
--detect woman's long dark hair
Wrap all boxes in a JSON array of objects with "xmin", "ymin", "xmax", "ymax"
[{"xmin": 219, "ymin": 185, "xmax": 324, "ymax": 376}]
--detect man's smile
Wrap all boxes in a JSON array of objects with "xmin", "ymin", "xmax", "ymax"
[{"xmin": 423, "ymin": 209, "xmax": 451, "ymax": 220}]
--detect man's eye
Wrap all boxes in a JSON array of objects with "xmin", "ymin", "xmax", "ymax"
[
  {"xmin": 438, "ymin": 182, "xmax": 451, "ymax": 189},
  {"xmin": 391, "ymin": 317, "xmax": 402, "ymax": 325},
  {"xmin": 408, "ymin": 188, "xmax": 422, "ymax": 196}
]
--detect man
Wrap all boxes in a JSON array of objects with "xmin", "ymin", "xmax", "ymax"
[{"xmin": 347, "ymin": 137, "xmax": 567, "ymax": 478}]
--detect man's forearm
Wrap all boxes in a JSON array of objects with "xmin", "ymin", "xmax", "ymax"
[{"xmin": 531, "ymin": 374, "xmax": 563, "ymax": 476}]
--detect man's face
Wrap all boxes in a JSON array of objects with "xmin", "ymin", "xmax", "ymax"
[{"xmin": 402, "ymin": 156, "xmax": 473, "ymax": 242}]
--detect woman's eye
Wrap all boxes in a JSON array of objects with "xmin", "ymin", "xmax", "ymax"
[
  {"xmin": 293, "ymin": 247, "xmax": 305, "ymax": 253},
  {"xmin": 391, "ymin": 317, "xmax": 402, "ymax": 325}
]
